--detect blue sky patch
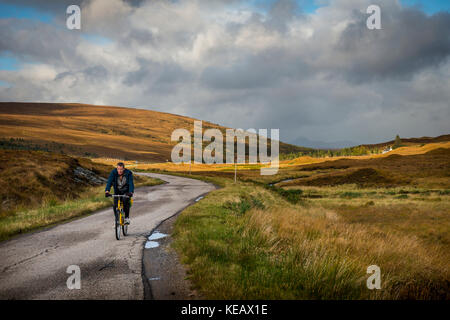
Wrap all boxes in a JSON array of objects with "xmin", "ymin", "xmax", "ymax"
[
  {"xmin": 401, "ymin": 0, "xmax": 450, "ymax": 15},
  {"xmin": 0, "ymin": 55, "xmax": 20, "ymax": 71},
  {"xmin": 81, "ymin": 34, "xmax": 113, "ymax": 46},
  {"xmin": 0, "ymin": 2, "xmax": 52, "ymax": 22},
  {"xmin": 244, "ymin": 0, "xmax": 323, "ymax": 14},
  {"xmin": 0, "ymin": 80, "xmax": 11, "ymax": 87}
]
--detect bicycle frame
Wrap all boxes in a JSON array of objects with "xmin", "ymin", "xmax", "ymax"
[
  {"xmin": 111, "ymin": 194, "xmax": 129, "ymax": 227},
  {"xmin": 107, "ymin": 194, "xmax": 130, "ymax": 240}
]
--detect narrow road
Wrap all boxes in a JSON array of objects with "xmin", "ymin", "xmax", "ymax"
[{"xmin": 0, "ymin": 173, "xmax": 215, "ymax": 299}]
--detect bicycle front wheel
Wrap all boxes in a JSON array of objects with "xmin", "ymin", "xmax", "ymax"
[{"xmin": 115, "ymin": 212, "xmax": 121, "ymax": 240}]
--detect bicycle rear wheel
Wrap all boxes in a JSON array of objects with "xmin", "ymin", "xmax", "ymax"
[{"xmin": 122, "ymin": 223, "xmax": 128, "ymax": 236}]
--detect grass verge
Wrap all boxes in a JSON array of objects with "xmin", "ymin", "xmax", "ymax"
[
  {"xmin": 171, "ymin": 177, "xmax": 450, "ymax": 299},
  {"xmin": 0, "ymin": 175, "xmax": 163, "ymax": 241}
]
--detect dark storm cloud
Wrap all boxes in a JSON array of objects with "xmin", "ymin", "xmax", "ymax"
[
  {"xmin": 123, "ymin": 58, "xmax": 193, "ymax": 95},
  {"xmin": 82, "ymin": 65, "xmax": 109, "ymax": 80},
  {"xmin": 0, "ymin": 18, "xmax": 82, "ymax": 67},
  {"xmin": 120, "ymin": 29, "xmax": 156, "ymax": 47},
  {"xmin": 336, "ymin": 7, "xmax": 450, "ymax": 81},
  {"xmin": 200, "ymin": 48, "xmax": 312, "ymax": 90},
  {"xmin": 54, "ymin": 65, "xmax": 108, "ymax": 89}
]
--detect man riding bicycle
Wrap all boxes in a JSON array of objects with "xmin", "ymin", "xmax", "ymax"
[{"xmin": 105, "ymin": 162, "xmax": 134, "ymax": 225}]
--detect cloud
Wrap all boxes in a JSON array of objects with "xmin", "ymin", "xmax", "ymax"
[
  {"xmin": 335, "ymin": 7, "xmax": 450, "ymax": 82},
  {"xmin": 0, "ymin": 0, "xmax": 449, "ymax": 147},
  {"xmin": 0, "ymin": 18, "xmax": 82, "ymax": 67}
]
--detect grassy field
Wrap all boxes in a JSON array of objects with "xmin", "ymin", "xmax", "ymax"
[
  {"xmin": 171, "ymin": 178, "xmax": 449, "ymax": 299},
  {"xmin": 0, "ymin": 150, "xmax": 163, "ymax": 241},
  {"xmin": 145, "ymin": 144, "xmax": 450, "ymax": 299}
]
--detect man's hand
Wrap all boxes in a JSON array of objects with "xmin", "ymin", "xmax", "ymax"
[
  {"xmin": 105, "ymin": 191, "xmax": 111, "ymax": 197},
  {"xmin": 126, "ymin": 192, "xmax": 133, "ymax": 197}
]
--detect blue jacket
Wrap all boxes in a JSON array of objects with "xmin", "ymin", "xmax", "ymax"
[{"xmin": 105, "ymin": 168, "xmax": 135, "ymax": 194}]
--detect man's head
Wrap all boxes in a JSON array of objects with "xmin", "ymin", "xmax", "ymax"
[{"xmin": 117, "ymin": 162, "xmax": 125, "ymax": 175}]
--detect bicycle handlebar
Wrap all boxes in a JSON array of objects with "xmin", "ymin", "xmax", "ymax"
[{"xmin": 106, "ymin": 194, "xmax": 130, "ymax": 198}]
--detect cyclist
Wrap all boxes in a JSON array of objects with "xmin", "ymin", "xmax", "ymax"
[{"xmin": 105, "ymin": 162, "xmax": 134, "ymax": 225}]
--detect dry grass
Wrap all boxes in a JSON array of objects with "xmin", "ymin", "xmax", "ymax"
[
  {"xmin": 246, "ymin": 204, "xmax": 449, "ymax": 299},
  {"xmin": 0, "ymin": 185, "xmax": 110, "ymax": 241},
  {"xmin": 281, "ymin": 184, "xmax": 450, "ymax": 246},
  {"xmin": 172, "ymin": 178, "xmax": 449, "ymax": 299},
  {"xmin": 0, "ymin": 149, "xmax": 111, "ymax": 214}
]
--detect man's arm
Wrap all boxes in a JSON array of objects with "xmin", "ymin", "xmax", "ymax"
[
  {"xmin": 128, "ymin": 171, "xmax": 135, "ymax": 193},
  {"xmin": 105, "ymin": 170, "xmax": 115, "ymax": 193}
]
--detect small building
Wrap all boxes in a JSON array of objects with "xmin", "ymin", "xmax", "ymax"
[{"xmin": 382, "ymin": 146, "xmax": 393, "ymax": 154}]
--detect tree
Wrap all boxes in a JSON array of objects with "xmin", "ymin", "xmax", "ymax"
[{"xmin": 393, "ymin": 134, "xmax": 402, "ymax": 149}]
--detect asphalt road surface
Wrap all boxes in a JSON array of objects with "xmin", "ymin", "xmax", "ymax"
[{"xmin": 0, "ymin": 173, "xmax": 215, "ymax": 299}]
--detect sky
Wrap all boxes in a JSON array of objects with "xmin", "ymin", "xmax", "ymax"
[{"xmin": 0, "ymin": 0, "xmax": 449, "ymax": 148}]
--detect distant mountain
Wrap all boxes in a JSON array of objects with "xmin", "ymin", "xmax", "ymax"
[{"xmin": 0, "ymin": 102, "xmax": 308, "ymax": 162}]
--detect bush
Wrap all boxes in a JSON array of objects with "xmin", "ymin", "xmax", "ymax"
[{"xmin": 223, "ymin": 195, "xmax": 265, "ymax": 215}]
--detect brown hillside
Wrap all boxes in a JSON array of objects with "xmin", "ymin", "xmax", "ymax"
[
  {"xmin": 279, "ymin": 148, "xmax": 450, "ymax": 188},
  {"xmin": 0, "ymin": 149, "xmax": 113, "ymax": 214},
  {"xmin": 0, "ymin": 102, "xmax": 309, "ymax": 162}
]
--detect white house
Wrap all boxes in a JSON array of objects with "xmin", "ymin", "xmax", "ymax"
[{"xmin": 382, "ymin": 146, "xmax": 393, "ymax": 154}]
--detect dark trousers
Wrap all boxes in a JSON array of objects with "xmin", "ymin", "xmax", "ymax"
[{"xmin": 113, "ymin": 192, "xmax": 130, "ymax": 219}]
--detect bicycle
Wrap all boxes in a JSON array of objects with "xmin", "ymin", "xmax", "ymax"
[{"xmin": 107, "ymin": 194, "xmax": 130, "ymax": 240}]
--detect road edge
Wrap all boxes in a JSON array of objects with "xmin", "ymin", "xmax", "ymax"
[{"xmin": 141, "ymin": 181, "xmax": 220, "ymax": 300}]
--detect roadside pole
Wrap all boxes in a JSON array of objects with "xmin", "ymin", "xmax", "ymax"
[{"xmin": 234, "ymin": 154, "xmax": 237, "ymax": 183}]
